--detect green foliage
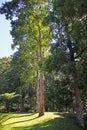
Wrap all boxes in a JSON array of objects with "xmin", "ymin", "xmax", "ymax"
[
  {"xmin": 0, "ymin": 57, "xmax": 11, "ymax": 93},
  {"xmin": 49, "ymin": 0, "xmax": 87, "ymax": 91},
  {"xmin": 0, "ymin": 92, "xmax": 19, "ymax": 101},
  {"xmin": 44, "ymin": 72, "xmax": 73, "ymax": 112},
  {"xmin": 0, "ymin": 92, "xmax": 20, "ymax": 112},
  {"xmin": 48, "ymin": 0, "xmax": 87, "ymax": 127},
  {"xmin": 0, "ymin": 0, "xmax": 87, "ymax": 124}
]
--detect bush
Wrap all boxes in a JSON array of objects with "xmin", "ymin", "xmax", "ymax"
[{"xmin": 0, "ymin": 106, "xmax": 5, "ymax": 112}]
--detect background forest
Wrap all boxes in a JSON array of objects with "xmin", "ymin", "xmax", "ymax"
[{"xmin": 0, "ymin": 0, "xmax": 87, "ymax": 129}]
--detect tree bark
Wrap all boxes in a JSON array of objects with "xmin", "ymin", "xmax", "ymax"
[
  {"xmin": 6, "ymin": 101, "xmax": 10, "ymax": 112},
  {"xmin": 65, "ymin": 23, "xmax": 84, "ymax": 127},
  {"xmin": 36, "ymin": 70, "xmax": 40, "ymax": 113},
  {"xmin": 39, "ymin": 72, "xmax": 44, "ymax": 116},
  {"xmin": 75, "ymin": 86, "xmax": 84, "ymax": 128},
  {"xmin": 36, "ymin": 70, "xmax": 45, "ymax": 116},
  {"xmin": 36, "ymin": 17, "xmax": 45, "ymax": 116},
  {"xmin": 36, "ymin": 47, "xmax": 45, "ymax": 116},
  {"xmin": 38, "ymin": 41, "xmax": 45, "ymax": 116}
]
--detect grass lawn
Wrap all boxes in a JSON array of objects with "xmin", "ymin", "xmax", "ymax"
[{"xmin": 0, "ymin": 112, "xmax": 85, "ymax": 130}]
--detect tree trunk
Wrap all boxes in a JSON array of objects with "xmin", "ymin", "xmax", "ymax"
[
  {"xmin": 39, "ymin": 72, "xmax": 44, "ymax": 116},
  {"xmin": 75, "ymin": 86, "xmax": 84, "ymax": 128},
  {"xmin": 36, "ymin": 70, "xmax": 40, "ymax": 113},
  {"xmin": 6, "ymin": 101, "xmax": 10, "ymax": 112},
  {"xmin": 38, "ymin": 41, "xmax": 45, "ymax": 116},
  {"xmin": 19, "ymin": 85, "xmax": 23, "ymax": 112},
  {"xmin": 36, "ymin": 18, "xmax": 45, "ymax": 116},
  {"xmin": 65, "ymin": 19, "xmax": 84, "ymax": 128},
  {"xmin": 36, "ymin": 58, "xmax": 45, "ymax": 116}
]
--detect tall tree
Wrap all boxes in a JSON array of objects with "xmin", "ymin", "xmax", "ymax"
[
  {"xmin": 0, "ymin": 0, "xmax": 50, "ymax": 116},
  {"xmin": 49, "ymin": 0, "xmax": 87, "ymax": 127}
]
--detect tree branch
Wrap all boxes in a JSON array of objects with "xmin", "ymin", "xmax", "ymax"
[{"xmin": 74, "ymin": 46, "xmax": 87, "ymax": 59}]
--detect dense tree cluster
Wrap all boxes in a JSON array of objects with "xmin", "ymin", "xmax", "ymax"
[{"xmin": 0, "ymin": 0, "xmax": 87, "ymax": 128}]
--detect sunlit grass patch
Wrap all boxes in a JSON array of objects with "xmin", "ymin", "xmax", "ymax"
[{"xmin": 0, "ymin": 112, "xmax": 83, "ymax": 130}]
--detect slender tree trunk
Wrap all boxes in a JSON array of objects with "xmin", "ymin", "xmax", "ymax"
[
  {"xmin": 38, "ymin": 42, "xmax": 45, "ymax": 116},
  {"xmin": 6, "ymin": 101, "xmax": 10, "ymax": 113},
  {"xmin": 36, "ymin": 17, "xmax": 45, "ymax": 116},
  {"xmin": 73, "ymin": 71, "xmax": 84, "ymax": 128},
  {"xmin": 75, "ymin": 86, "xmax": 84, "ymax": 128},
  {"xmin": 39, "ymin": 72, "xmax": 44, "ymax": 116},
  {"xmin": 36, "ymin": 70, "xmax": 40, "ymax": 113},
  {"xmin": 36, "ymin": 45, "xmax": 45, "ymax": 116},
  {"xmin": 18, "ymin": 79, "xmax": 23, "ymax": 112},
  {"xmin": 36, "ymin": 49, "xmax": 40, "ymax": 113},
  {"xmin": 36, "ymin": 69, "xmax": 45, "ymax": 116}
]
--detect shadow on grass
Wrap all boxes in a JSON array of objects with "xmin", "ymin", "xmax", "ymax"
[
  {"xmin": 0, "ymin": 113, "xmax": 86, "ymax": 130},
  {"xmin": 0, "ymin": 113, "xmax": 10, "ymax": 120},
  {"xmin": 3, "ymin": 116, "xmax": 39, "ymax": 126},
  {"xmin": 53, "ymin": 112, "xmax": 76, "ymax": 119},
  {"xmin": 0, "ymin": 113, "xmax": 36, "ymax": 126},
  {"xmin": 53, "ymin": 112, "xmax": 87, "ymax": 130},
  {"xmin": 12, "ymin": 116, "xmax": 83, "ymax": 130}
]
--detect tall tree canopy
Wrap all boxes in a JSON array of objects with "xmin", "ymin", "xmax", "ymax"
[
  {"xmin": 0, "ymin": 0, "xmax": 87, "ymax": 127},
  {"xmin": 0, "ymin": 0, "xmax": 50, "ymax": 116},
  {"xmin": 47, "ymin": 0, "xmax": 87, "ymax": 127}
]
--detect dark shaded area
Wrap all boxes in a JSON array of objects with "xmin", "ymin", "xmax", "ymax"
[
  {"xmin": 12, "ymin": 118, "xmax": 83, "ymax": 130},
  {"xmin": 84, "ymin": 114, "xmax": 87, "ymax": 129}
]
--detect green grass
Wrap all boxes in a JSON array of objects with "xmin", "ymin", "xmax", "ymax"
[{"xmin": 0, "ymin": 112, "xmax": 84, "ymax": 130}]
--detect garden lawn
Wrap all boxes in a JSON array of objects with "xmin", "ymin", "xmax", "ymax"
[{"xmin": 0, "ymin": 112, "xmax": 84, "ymax": 130}]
